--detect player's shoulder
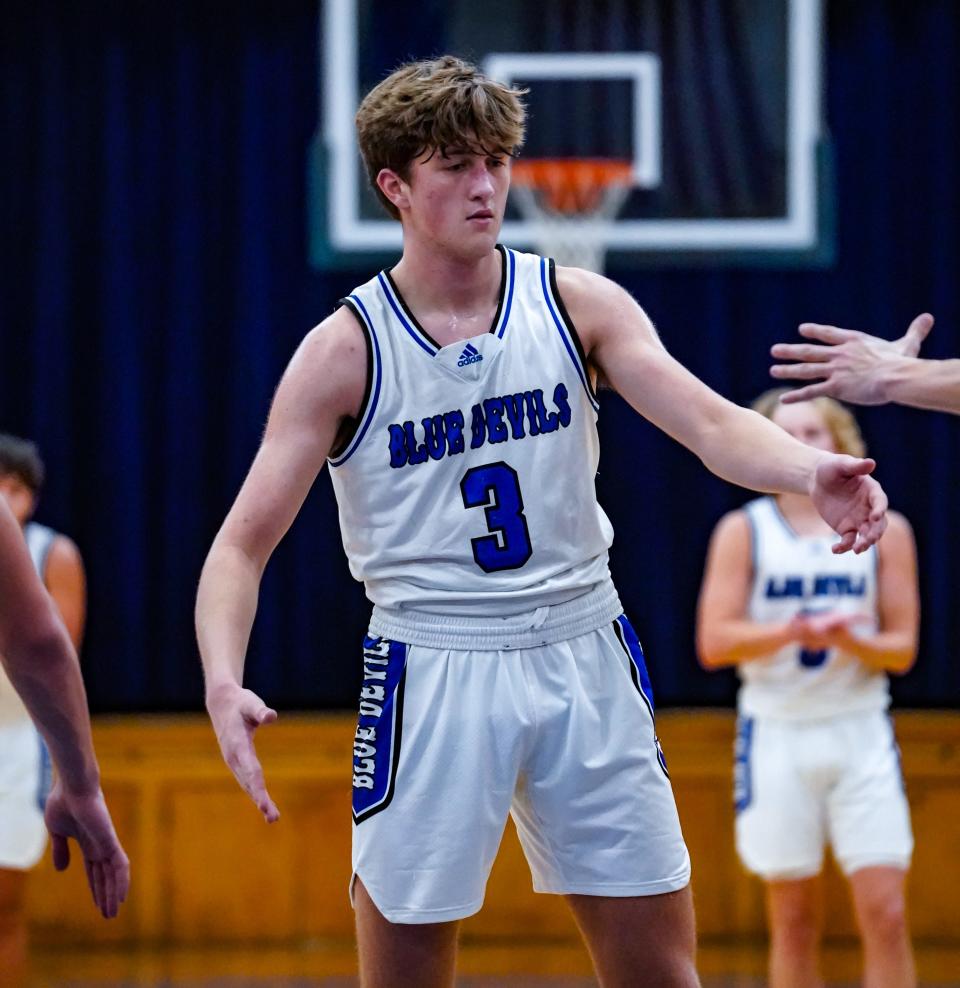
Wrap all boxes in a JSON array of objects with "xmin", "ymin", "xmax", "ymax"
[
  {"xmin": 709, "ymin": 507, "xmax": 753, "ymax": 546},
  {"xmin": 272, "ymin": 306, "xmax": 368, "ymax": 421},
  {"xmin": 878, "ymin": 510, "xmax": 915, "ymax": 549},
  {"xmin": 553, "ymin": 264, "xmax": 626, "ymax": 311}
]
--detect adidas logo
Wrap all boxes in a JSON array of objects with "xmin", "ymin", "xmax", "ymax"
[{"xmin": 457, "ymin": 343, "xmax": 483, "ymax": 367}]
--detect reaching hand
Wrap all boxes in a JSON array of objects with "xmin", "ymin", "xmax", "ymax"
[
  {"xmin": 809, "ymin": 455, "xmax": 887, "ymax": 553},
  {"xmin": 207, "ymin": 683, "xmax": 280, "ymax": 823},
  {"xmin": 770, "ymin": 313, "xmax": 934, "ymax": 405},
  {"xmin": 44, "ymin": 781, "xmax": 130, "ymax": 919}
]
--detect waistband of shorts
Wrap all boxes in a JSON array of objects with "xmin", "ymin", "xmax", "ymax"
[{"xmin": 368, "ymin": 579, "xmax": 623, "ymax": 651}]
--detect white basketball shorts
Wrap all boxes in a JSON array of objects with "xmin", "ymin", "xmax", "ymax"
[
  {"xmin": 350, "ymin": 612, "xmax": 690, "ymax": 924},
  {"xmin": 0, "ymin": 717, "xmax": 51, "ymax": 870},
  {"xmin": 734, "ymin": 710, "xmax": 913, "ymax": 880}
]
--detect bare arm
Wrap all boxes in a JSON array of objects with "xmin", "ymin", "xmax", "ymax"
[
  {"xmin": 696, "ymin": 511, "xmax": 806, "ymax": 669},
  {"xmin": 558, "ymin": 267, "xmax": 887, "ymax": 552},
  {"xmin": 44, "ymin": 535, "xmax": 87, "ymax": 649},
  {"xmin": 195, "ymin": 306, "xmax": 366, "ymax": 820},
  {"xmin": 770, "ymin": 313, "xmax": 960, "ymax": 414},
  {"xmin": 0, "ymin": 500, "xmax": 128, "ymax": 917},
  {"xmin": 817, "ymin": 512, "xmax": 919, "ymax": 674}
]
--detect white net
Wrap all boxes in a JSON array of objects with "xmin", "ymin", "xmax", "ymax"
[{"xmin": 509, "ymin": 167, "xmax": 633, "ymax": 273}]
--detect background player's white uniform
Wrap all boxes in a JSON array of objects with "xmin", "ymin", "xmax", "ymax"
[
  {"xmin": 327, "ymin": 248, "xmax": 689, "ymax": 922},
  {"xmin": 734, "ymin": 497, "xmax": 912, "ymax": 878},
  {"xmin": 0, "ymin": 522, "xmax": 55, "ymax": 870}
]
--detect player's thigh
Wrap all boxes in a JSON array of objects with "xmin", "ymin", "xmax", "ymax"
[
  {"xmin": 352, "ymin": 636, "xmax": 525, "ymax": 923},
  {"xmin": 828, "ymin": 714, "xmax": 913, "ymax": 876},
  {"xmin": 735, "ymin": 719, "xmax": 825, "ymax": 879},
  {"xmin": 566, "ymin": 885, "xmax": 698, "ymax": 988},
  {"xmin": 513, "ymin": 618, "xmax": 689, "ymax": 896},
  {"xmin": 354, "ymin": 877, "xmax": 459, "ymax": 988}
]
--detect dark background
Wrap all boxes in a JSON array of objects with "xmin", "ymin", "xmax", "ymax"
[{"xmin": 1, "ymin": 1, "xmax": 957, "ymax": 712}]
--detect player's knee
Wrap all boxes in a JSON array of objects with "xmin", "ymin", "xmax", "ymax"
[
  {"xmin": 857, "ymin": 890, "xmax": 908, "ymax": 944},
  {"xmin": 770, "ymin": 899, "xmax": 820, "ymax": 953}
]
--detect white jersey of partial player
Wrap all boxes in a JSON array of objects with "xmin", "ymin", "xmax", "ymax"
[
  {"xmin": 0, "ymin": 522, "xmax": 56, "ymax": 725},
  {"xmin": 328, "ymin": 246, "xmax": 614, "ymax": 615},
  {"xmin": 738, "ymin": 496, "xmax": 887, "ymax": 721}
]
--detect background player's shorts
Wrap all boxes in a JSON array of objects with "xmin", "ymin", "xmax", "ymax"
[
  {"xmin": 0, "ymin": 717, "xmax": 51, "ymax": 870},
  {"xmin": 734, "ymin": 710, "xmax": 913, "ymax": 880},
  {"xmin": 350, "ymin": 614, "xmax": 690, "ymax": 924}
]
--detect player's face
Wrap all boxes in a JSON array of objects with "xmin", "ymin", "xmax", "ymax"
[
  {"xmin": 770, "ymin": 403, "xmax": 837, "ymax": 453},
  {"xmin": 402, "ymin": 147, "xmax": 511, "ymax": 258},
  {"xmin": 0, "ymin": 474, "xmax": 36, "ymax": 526}
]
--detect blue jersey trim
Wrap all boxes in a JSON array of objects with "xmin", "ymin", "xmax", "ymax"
[
  {"xmin": 733, "ymin": 716, "xmax": 754, "ymax": 813},
  {"xmin": 377, "ymin": 272, "xmax": 438, "ymax": 357},
  {"xmin": 329, "ymin": 294, "xmax": 383, "ymax": 467},
  {"xmin": 495, "ymin": 248, "xmax": 517, "ymax": 339},
  {"xmin": 539, "ymin": 258, "xmax": 600, "ymax": 412}
]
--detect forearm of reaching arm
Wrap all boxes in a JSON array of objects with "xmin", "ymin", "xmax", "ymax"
[
  {"xmin": 887, "ymin": 358, "xmax": 960, "ymax": 414},
  {"xmin": 196, "ymin": 540, "xmax": 266, "ymax": 700},
  {"xmin": 3, "ymin": 629, "xmax": 100, "ymax": 793}
]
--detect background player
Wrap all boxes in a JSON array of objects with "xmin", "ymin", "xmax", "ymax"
[
  {"xmin": 196, "ymin": 57, "xmax": 889, "ymax": 988},
  {"xmin": 771, "ymin": 312, "xmax": 960, "ymax": 414},
  {"xmin": 0, "ymin": 435, "xmax": 88, "ymax": 983},
  {"xmin": 697, "ymin": 391, "xmax": 918, "ymax": 988}
]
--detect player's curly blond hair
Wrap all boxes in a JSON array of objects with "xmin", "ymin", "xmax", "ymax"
[
  {"xmin": 752, "ymin": 388, "xmax": 866, "ymax": 458},
  {"xmin": 355, "ymin": 55, "xmax": 526, "ymax": 221}
]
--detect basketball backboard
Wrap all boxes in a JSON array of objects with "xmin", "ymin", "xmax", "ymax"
[{"xmin": 309, "ymin": 0, "xmax": 829, "ymax": 268}]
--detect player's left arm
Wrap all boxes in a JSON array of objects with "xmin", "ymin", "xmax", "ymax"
[
  {"xmin": 43, "ymin": 535, "xmax": 87, "ymax": 650},
  {"xmin": 824, "ymin": 512, "xmax": 919, "ymax": 674},
  {"xmin": 557, "ymin": 267, "xmax": 887, "ymax": 551}
]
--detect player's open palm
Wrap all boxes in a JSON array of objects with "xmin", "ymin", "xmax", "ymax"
[
  {"xmin": 809, "ymin": 455, "xmax": 887, "ymax": 554},
  {"xmin": 207, "ymin": 683, "xmax": 280, "ymax": 822},
  {"xmin": 44, "ymin": 780, "xmax": 130, "ymax": 919}
]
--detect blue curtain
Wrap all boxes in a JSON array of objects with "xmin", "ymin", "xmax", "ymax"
[{"xmin": 2, "ymin": 1, "xmax": 957, "ymax": 711}]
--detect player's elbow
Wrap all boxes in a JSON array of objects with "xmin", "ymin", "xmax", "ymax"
[
  {"xmin": 696, "ymin": 626, "xmax": 729, "ymax": 670},
  {"xmin": 886, "ymin": 643, "xmax": 918, "ymax": 677}
]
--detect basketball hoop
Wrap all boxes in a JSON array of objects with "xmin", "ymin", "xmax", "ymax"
[{"xmin": 510, "ymin": 158, "xmax": 634, "ymax": 273}]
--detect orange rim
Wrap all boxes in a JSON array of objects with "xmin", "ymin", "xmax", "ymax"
[{"xmin": 511, "ymin": 158, "xmax": 633, "ymax": 213}]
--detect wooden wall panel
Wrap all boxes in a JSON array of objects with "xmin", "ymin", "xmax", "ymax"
[{"xmin": 24, "ymin": 711, "xmax": 960, "ymax": 948}]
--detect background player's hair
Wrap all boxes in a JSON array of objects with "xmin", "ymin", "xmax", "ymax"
[
  {"xmin": 751, "ymin": 388, "xmax": 866, "ymax": 458},
  {"xmin": 355, "ymin": 55, "xmax": 527, "ymax": 220},
  {"xmin": 0, "ymin": 434, "xmax": 45, "ymax": 494}
]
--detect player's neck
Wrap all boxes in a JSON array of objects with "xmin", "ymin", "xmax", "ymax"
[
  {"xmin": 775, "ymin": 493, "xmax": 834, "ymax": 536},
  {"xmin": 389, "ymin": 244, "xmax": 502, "ymax": 346}
]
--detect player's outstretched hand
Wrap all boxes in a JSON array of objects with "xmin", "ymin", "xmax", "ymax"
[
  {"xmin": 809, "ymin": 455, "xmax": 887, "ymax": 554},
  {"xmin": 44, "ymin": 781, "xmax": 130, "ymax": 919},
  {"xmin": 770, "ymin": 313, "xmax": 935, "ymax": 405},
  {"xmin": 206, "ymin": 683, "xmax": 280, "ymax": 823}
]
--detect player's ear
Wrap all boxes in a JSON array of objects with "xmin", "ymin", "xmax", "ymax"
[{"xmin": 377, "ymin": 169, "xmax": 410, "ymax": 213}]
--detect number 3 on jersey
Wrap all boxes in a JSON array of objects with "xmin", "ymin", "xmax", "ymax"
[{"xmin": 460, "ymin": 462, "xmax": 533, "ymax": 572}]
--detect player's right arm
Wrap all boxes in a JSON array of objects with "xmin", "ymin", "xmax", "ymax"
[
  {"xmin": 196, "ymin": 307, "xmax": 367, "ymax": 822},
  {"xmin": 696, "ymin": 511, "xmax": 806, "ymax": 670},
  {"xmin": 0, "ymin": 499, "xmax": 129, "ymax": 918}
]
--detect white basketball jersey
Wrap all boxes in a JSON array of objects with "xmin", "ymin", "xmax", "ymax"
[
  {"xmin": 327, "ymin": 247, "xmax": 614, "ymax": 615},
  {"xmin": 738, "ymin": 497, "xmax": 888, "ymax": 721},
  {"xmin": 0, "ymin": 522, "xmax": 56, "ymax": 725}
]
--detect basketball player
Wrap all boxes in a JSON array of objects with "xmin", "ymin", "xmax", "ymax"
[
  {"xmin": 196, "ymin": 57, "xmax": 889, "ymax": 988},
  {"xmin": 0, "ymin": 435, "xmax": 100, "ymax": 982},
  {"xmin": 0, "ymin": 499, "xmax": 128, "ymax": 978},
  {"xmin": 697, "ymin": 391, "xmax": 918, "ymax": 988},
  {"xmin": 771, "ymin": 312, "xmax": 960, "ymax": 414}
]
